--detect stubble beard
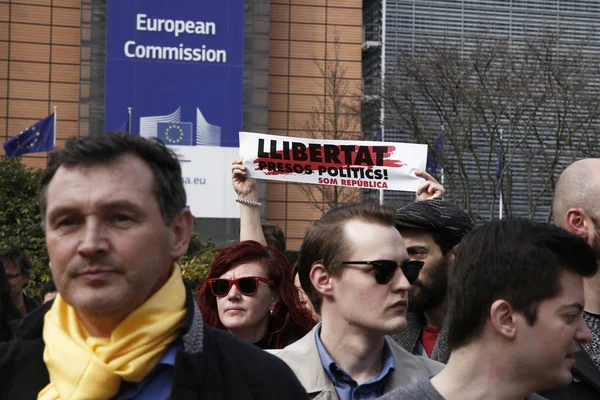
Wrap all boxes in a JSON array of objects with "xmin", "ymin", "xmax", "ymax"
[
  {"xmin": 590, "ymin": 215, "xmax": 600, "ymax": 263},
  {"xmin": 408, "ymin": 257, "xmax": 449, "ymax": 314},
  {"xmin": 592, "ymin": 229, "xmax": 600, "ymax": 262}
]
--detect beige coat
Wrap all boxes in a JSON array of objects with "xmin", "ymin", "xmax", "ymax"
[{"xmin": 277, "ymin": 325, "xmax": 444, "ymax": 400}]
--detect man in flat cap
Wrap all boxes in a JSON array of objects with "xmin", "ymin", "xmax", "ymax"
[{"xmin": 391, "ymin": 199, "xmax": 475, "ymax": 363}]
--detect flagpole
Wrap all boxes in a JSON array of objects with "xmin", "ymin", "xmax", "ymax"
[
  {"xmin": 498, "ymin": 129, "xmax": 503, "ymax": 220},
  {"xmin": 378, "ymin": 128, "xmax": 384, "ymax": 205},
  {"xmin": 53, "ymin": 106, "xmax": 58, "ymax": 148},
  {"xmin": 440, "ymin": 125, "xmax": 445, "ymax": 186},
  {"xmin": 127, "ymin": 107, "xmax": 132, "ymax": 133},
  {"xmin": 379, "ymin": 0, "xmax": 386, "ymax": 206}
]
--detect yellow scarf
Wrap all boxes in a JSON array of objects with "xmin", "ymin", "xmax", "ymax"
[{"xmin": 38, "ymin": 264, "xmax": 187, "ymax": 400}]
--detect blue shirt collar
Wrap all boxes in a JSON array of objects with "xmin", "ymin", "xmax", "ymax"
[
  {"xmin": 314, "ymin": 325, "xmax": 396, "ymax": 387},
  {"xmin": 112, "ymin": 340, "xmax": 182, "ymax": 400},
  {"xmin": 158, "ymin": 339, "xmax": 181, "ymax": 366}
]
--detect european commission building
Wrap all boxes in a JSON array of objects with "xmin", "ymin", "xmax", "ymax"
[{"xmin": 364, "ymin": 1, "xmax": 600, "ymax": 222}]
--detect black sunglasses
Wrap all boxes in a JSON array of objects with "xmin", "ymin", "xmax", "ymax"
[
  {"xmin": 340, "ymin": 260, "xmax": 424, "ymax": 285},
  {"xmin": 5, "ymin": 272, "xmax": 23, "ymax": 280},
  {"xmin": 207, "ymin": 276, "xmax": 276, "ymax": 297}
]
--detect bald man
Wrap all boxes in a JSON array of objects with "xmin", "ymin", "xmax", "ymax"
[{"xmin": 541, "ymin": 158, "xmax": 600, "ymax": 400}]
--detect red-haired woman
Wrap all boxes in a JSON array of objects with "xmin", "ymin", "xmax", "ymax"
[{"xmin": 196, "ymin": 240, "xmax": 317, "ymax": 349}]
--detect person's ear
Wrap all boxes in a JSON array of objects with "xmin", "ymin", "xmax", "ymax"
[
  {"xmin": 309, "ymin": 262, "xmax": 334, "ymax": 299},
  {"xmin": 565, "ymin": 208, "xmax": 590, "ymax": 241},
  {"xmin": 446, "ymin": 245, "xmax": 458, "ymax": 266},
  {"xmin": 489, "ymin": 299, "xmax": 517, "ymax": 340},
  {"xmin": 169, "ymin": 208, "xmax": 194, "ymax": 259},
  {"xmin": 270, "ymin": 294, "xmax": 279, "ymax": 310}
]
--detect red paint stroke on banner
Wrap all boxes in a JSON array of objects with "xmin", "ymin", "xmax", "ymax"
[{"xmin": 253, "ymin": 144, "xmax": 406, "ymax": 176}]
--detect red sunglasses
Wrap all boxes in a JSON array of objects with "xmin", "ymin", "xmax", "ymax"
[{"xmin": 207, "ymin": 276, "xmax": 276, "ymax": 297}]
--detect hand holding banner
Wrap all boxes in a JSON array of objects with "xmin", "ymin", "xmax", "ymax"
[{"xmin": 239, "ymin": 132, "xmax": 427, "ymax": 192}]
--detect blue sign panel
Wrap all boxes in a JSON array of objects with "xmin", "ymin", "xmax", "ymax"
[{"xmin": 104, "ymin": 0, "xmax": 243, "ymax": 147}]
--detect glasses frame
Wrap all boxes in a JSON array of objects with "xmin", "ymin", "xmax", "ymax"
[
  {"xmin": 340, "ymin": 259, "xmax": 424, "ymax": 285},
  {"xmin": 5, "ymin": 271, "xmax": 23, "ymax": 280},
  {"xmin": 207, "ymin": 276, "xmax": 277, "ymax": 298}
]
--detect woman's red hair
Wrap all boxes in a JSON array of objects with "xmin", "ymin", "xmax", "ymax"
[{"xmin": 196, "ymin": 240, "xmax": 317, "ymax": 349}]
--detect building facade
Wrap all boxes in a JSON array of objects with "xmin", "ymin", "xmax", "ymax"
[
  {"xmin": 1, "ymin": 0, "xmax": 363, "ymax": 249},
  {"xmin": 376, "ymin": 0, "xmax": 600, "ymax": 221},
  {"xmin": 1, "ymin": 0, "xmax": 81, "ymax": 170}
]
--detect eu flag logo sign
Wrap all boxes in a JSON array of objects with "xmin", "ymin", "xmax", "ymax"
[
  {"xmin": 3, "ymin": 113, "xmax": 55, "ymax": 158},
  {"xmin": 157, "ymin": 122, "xmax": 193, "ymax": 146}
]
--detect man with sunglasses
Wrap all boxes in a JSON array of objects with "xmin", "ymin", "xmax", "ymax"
[
  {"xmin": 0, "ymin": 133, "xmax": 307, "ymax": 400},
  {"xmin": 391, "ymin": 200, "xmax": 475, "ymax": 363},
  {"xmin": 380, "ymin": 218, "xmax": 596, "ymax": 400},
  {"xmin": 277, "ymin": 203, "xmax": 443, "ymax": 400}
]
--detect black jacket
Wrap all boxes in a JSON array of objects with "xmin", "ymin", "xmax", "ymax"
[
  {"xmin": 0, "ymin": 290, "xmax": 308, "ymax": 400},
  {"xmin": 0, "ymin": 315, "xmax": 11, "ymax": 342},
  {"xmin": 538, "ymin": 347, "xmax": 600, "ymax": 400}
]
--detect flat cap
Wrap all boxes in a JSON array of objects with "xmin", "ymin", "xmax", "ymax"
[{"xmin": 395, "ymin": 199, "xmax": 475, "ymax": 247}]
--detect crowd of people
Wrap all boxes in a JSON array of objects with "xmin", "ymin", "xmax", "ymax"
[{"xmin": 0, "ymin": 132, "xmax": 598, "ymax": 400}]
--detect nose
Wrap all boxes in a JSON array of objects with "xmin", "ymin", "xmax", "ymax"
[
  {"xmin": 77, "ymin": 219, "xmax": 109, "ymax": 258},
  {"xmin": 576, "ymin": 317, "xmax": 593, "ymax": 344},
  {"xmin": 225, "ymin": 282, "xmax": 242, "ymax": 301},
  {"xmin": 390, "ymin": 266, "xmax": 412, "ymax": 292}
]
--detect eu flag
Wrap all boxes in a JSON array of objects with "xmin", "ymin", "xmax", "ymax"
[
  {"xmin": 375, "ymin": 128, "xmax": 382, "ymax": 141},
  {"xmin": 3, "ymin": 113, "xmax": 55, "ymax": 158},
  {"xmin": 426, "ymin": 135, "xmax": 444, "ymax": 177},
  {"xmin": 157, "ymin": 122, "xmax": 193, "ymax": 146},
  {"xmin": 118, "ymin": 116, "xmax": 131, "ymax": 133}
]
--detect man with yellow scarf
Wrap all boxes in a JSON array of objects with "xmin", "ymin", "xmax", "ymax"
[{"xmin": 0, "ymin": 133, "xmax": 308, "ymax": 400}]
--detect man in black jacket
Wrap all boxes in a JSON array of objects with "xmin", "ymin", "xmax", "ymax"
[
  {"xmin": 0, "ymin": 133, "xmax": 307, "ymax": 400},
  {"xmin": 540, "ymin": 158, "xmax": 600, "ymax": 399}
]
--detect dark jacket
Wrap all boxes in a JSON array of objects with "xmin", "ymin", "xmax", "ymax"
[
  {"xmin": 0, "ymin": 290, "xmax": 309, "ymax": 400},
  {"xmin": 390, "ymin": 312, "xmax": 451, "ymax": 364},
  {"xmin": 7, "ymin": 293, "xmax": 40, "ymax": 336},
  {"xmin": 0, "ymin": 314, "xmax": 11, "ymax": 342},
  {"xmin": 538, "ymin": 347, "xmax": 600, "ymax": 400}
]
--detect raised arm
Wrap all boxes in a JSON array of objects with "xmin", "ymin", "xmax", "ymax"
[
  {"xmin": 415, "ymin": 169, "xmax": 445, "ymax": 201},
  {"xmin": 232, "ymin": 160, "xmax": 267, "ymax": 246}
]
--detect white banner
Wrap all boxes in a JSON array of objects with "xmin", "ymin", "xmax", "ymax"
[
  {"xmin": 170, "ymin": 145, "xmax": 239, "ymax": 218},
  {"xmin": 239, "ymin": 132, "xmax": 427, "ymax": 192}
]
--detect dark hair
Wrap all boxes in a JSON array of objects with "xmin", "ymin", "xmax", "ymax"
[
  {"xmin": 296, "ymin": 203, "xmax": 396, "ymax": 314},
  {"xmin": 262, "ymin": 223, "xmax": 286, "ymax": 252},
  {"xmin": 40, "ymin": 280, "xmax": 57, "ymax": 302},
  {"xmin": 0, "ymin": 246, "xmax": 33, "ymax": 278},
  {"xmin": 399, "ymin": 227, "xmax": 457, "ymax": 255},
  {"xmin": 39, "ymin": 133, "xmax": 186, "ymax": 225},
  {"xmin": 432, "ymin": 232, "xmax": 459, "ymax": 255},
  {"xmin": 448, "ymin": 218, "xmax": 598, "ymax": 350},
  {"xmin": 196, "ymin": 240, "xmax": 317, "ymax": 349}
]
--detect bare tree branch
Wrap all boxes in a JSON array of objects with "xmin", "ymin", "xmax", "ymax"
[
  {"xmin": 384, "ymin": 29, "xmax": 600, "ymax": 222},
  {"xmin": 295, "ymin": 38, "xmax": 362, "ymax": 214}
]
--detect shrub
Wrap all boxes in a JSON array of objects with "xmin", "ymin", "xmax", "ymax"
[
  {"xmin": 179, "ymin": 233, "xmax": 220, "ymax": 289},
  {"xmin": 0, "ymin": 157, "xmax": 50, "ymax": 299}
]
